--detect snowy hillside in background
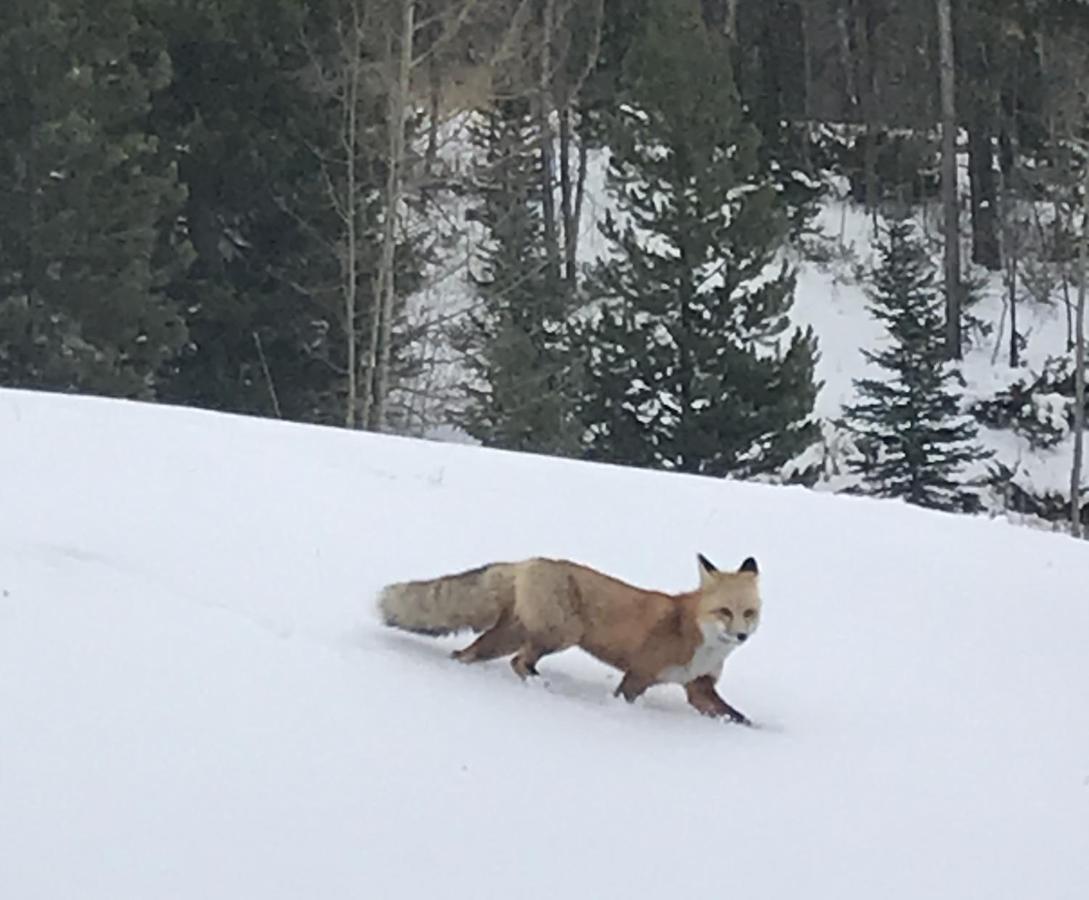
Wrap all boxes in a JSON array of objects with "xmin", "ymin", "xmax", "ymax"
[
  {"xmin": 3, "ymin": 387, "xmax": 1089, "ymax": 900},
  {"xmin": 401, "ymin": 120, "xmax": 1084, "ymax": 524},
  {"xmin": 795, "ymin": 192, "xmax": 1085, "ymax": 509}
]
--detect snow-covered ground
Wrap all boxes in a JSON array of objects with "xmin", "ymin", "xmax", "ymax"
[{"xmin": 2, "ymin": 387, "xmax": 1088, "ymax": 899}]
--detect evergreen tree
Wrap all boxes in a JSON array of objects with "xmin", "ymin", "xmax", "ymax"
[
  {"xmin": 0, "ymin": 0, "xmax": 191, "ymax": 398},
  {"xmin": 729, "ymin": 0, "xmax": 826, "ymax": 237},
  {"xmin": 575, "ymin": 0, "xmax": 819, "ymax": 478},
  {"xmin": 842, "ymin": 216, "xmax": 990, "ymax": 511},
  {"xmin": 159, "ymin": 0, "xmax": 429, "ymax": 429},
  {"xmin": 454, "ymin": 98, "xmax": 581, "ymax": 454},
  {"xmin": 144, "ymin": 0, "xmax": 340, "ymax": 422}
]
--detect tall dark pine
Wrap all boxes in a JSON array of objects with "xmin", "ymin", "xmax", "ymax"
[
  {"xmin": 148, "ymin": 0, "xmax": 365, "ymax": 425},
  {"xmin": 0, "ymin": 0, "xmax": 190, "ymax": 398},
  {"xmin": 843, "ymin": 217, "xmax": 989, "ymax": 511},
  {"xmin": 577, "ymin": 0, "xmax": 819, "ymax": 478},
  {"xmin": 455, "ymin": 98, "xmax": 581, "ymax": 455}
]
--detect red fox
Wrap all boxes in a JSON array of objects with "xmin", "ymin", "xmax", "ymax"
[{"xmin": 378, "ymin": 553, "xmax": 761, "ymax": 724}]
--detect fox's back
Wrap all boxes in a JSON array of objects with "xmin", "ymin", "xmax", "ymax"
[{"xmin": 510, "ymin": 558, "xmax": 693, "ymax": 670}]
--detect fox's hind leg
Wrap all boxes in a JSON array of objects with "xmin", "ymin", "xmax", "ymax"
[
  {"xmin": 510, "ymin": 640, "xmax": 570, "ymax": 679},
  {"xmin": 614, "ymin": 671, "xmax": 654, "ymax": 703},
  {"xmin": 452, "ymin": 609, "xmax": 523, "ymax": 664},
  {"xmin": 510, "ymin": 643, "xmax": 545, "ymax": 678}
]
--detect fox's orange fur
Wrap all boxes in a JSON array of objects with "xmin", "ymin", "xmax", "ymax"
[{"xmin": 377, "ymin": 553, "xmax": 761, "ymax": 723}]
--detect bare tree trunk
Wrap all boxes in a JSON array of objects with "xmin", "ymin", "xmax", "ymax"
[
  {"xmin": 557, "ymin": 0, "xmax": 603, "ymax": 289},
  {"xmin": 537, "ymin": 0, "xmax": 561, "ymax": 288},
  {"xmin": 845, "ymin": 0, "xmax": 879, "ymax": 221},
  {"xmin": 967, "ymin": 114, "xmax": 1001, "ymax": 270},
  {"xmin": 574, "ymin": 134, "xmax": 588, "ymax": 231},
  {"xmin": 360, "ymin": 15, "xmax": 387, "ymax": 430},
  {"xmin": 937, "ymin": 0, "xmax": 962, "ymax": 358},
  {"xmin": 1062, "ymin": 231, "xmax": 1074, "ymax": 351},
  {"xmin": 252, "ymin": 331, "xmax": 282, "ymax": 418},
  {"xmin": 425, "ymin": 47, "xmax": 440, "ymax": 177},
  {"xmin": 799, "ymin": 0, "xmax": 815, "ymax": 171},
  {"xmin": 345, "ymin": 10, "xmax": 362, "ymax": 428},
  {"xmin": 1071, "ymin": 166, "xmax": 1087, "ymax": 538},
  {"xmin": 850, "ymin": 2, "xmax": 874, "ymax": 208},
  {"xmin": 836, "ymin": 1, "xmax": 858, "ymax": 114},
  {"xmin": 559, "ymin": 104, "xmax": 577, "ymax": 285},
  {"xmin": 372, "ymin": 0, "xmax": 415, "ymax": 432},
  {"xmin": 1007, "ymin": 244, "xmax": 1019, "ymax": 368},
  {"xmin": 961, "ymin": 1, "xmax": 1002, "ymax": 273},
  {"xmin": 1001, "ymin": 118, "xmax": 1023, "ymax": 368},
  {"xmin": 725, "ymin": 0, "xmax": 738, "ymax": 40},
  {"xmin": 360, "ymin": 273, "xmax": 383, "ymax": 427}
]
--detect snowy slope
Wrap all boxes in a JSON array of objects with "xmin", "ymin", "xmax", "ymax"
[{"xmin": 2, "ymin": 387, "xmax": 1089, "ymax": 900}]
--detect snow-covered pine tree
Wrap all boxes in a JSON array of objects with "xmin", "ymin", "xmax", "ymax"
[
  {"xmin": 843, "ymin": 215, "xmax": 990, "ymax": 511},
  {"xmin": 453, "ymin": 97, "xmax": 581, "ymax": 455},
  {"xmin": 575, "ymin": 0, "xmax": 819, "ymax": 478}
]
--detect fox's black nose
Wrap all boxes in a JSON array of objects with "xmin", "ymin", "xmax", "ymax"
[{"xmin": 736, "ymin": 633, "xmax": 748, "ymax": 643}]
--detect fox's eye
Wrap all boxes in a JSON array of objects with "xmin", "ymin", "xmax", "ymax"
[
  {"xmin": 743, "ymin": 609, "xmax": 756, "ymax": 619},
  {"xmin": 717, "ymin": 608, "xmax": 733, "ymax": 618}
]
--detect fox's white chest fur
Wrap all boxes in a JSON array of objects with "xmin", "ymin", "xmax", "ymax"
[{"xmin": 657, "ymin": 621, "xmax": 738, "ymax": 685}]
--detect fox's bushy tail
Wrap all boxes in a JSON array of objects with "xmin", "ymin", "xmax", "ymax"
[{"xmin": 377, "ymin": 563, "xmax": 514, "ymax": 635}]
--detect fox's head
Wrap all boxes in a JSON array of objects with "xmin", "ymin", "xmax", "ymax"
[{"xmin": 694, "ymin": 553, "xmax": 761, "ymax": 646}]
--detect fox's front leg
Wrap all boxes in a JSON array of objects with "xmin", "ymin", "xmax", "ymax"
[{"xmin": 685, "ymin": 675, "xmax": 751, "ymax": 726}]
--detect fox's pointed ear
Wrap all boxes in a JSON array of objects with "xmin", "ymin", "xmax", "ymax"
[
  {"xmin": 698, "ymin": 553, "xmax": 718, "ymax": 586},
  {"xmin": 739, "ymin": 556, "xmax": 759, "ymax": 575}
]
